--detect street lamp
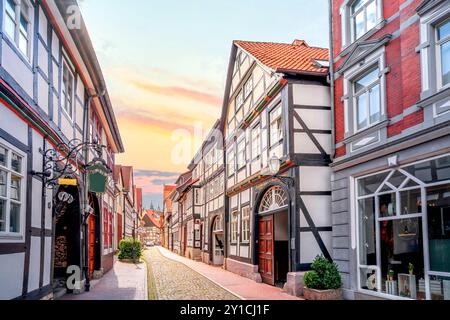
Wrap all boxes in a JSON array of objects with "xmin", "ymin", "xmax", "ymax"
[{"xmin": 264, "ymin": 154, "xmax": 295, "ymax": 187}]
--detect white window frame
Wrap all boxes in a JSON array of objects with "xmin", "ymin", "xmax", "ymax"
[
  {"xmin": 352, "ymin": 66, "xmax": 382, "ymax": 132},
  {"xmin": 3, "ymin": 0, "xmax": 33, "ymax": 61},
  {"xmin": 62, "ymin": 59, "xmax": 75, "ymax": 120},
  {"xmin": 355, "ymin": 153, "xmax": 450, "ymax": 300},
  {"xmin": 230, "ymin": 211, "xmax": 238, "ymax": 244},
  {"xmin": 435, "ymin": 17, "xmax": 450, "ymax": 90},
  {"xmin": 227, "ymin": 149, "xmax": 235, "ymax": 177},
  {"xmin": 237, "ymin": 138, "xmax": 246, "ymax": 170},
  {"xmin": 349, "ymin": 0, "xmax": 382, "ymax": 43},
  {"xmin": 241, "ymin": 206, "xmax": 250, "ymax": 243},
  {"xmin": 0, "ymin": 139, "xmax": 26, "ymax": 242},
  {"xmin": 269, "ymin": 104, "xmax": 283, "ymax": 147},
  {"xmin": 251, "ymin": 124, "xmax": 261, "ymax": 160}
]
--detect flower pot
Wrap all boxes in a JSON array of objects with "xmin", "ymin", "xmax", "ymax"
[{"xmin": 303, "ymin": 287, "xmax": 343, "ymax": 300}]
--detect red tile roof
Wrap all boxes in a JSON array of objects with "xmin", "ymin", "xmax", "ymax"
[
  {"xmin": 234, "ymin": 39, "xmax": 329, "ymax": 76},
  {"xmin": 141, "ymin": 209, "xmax": 162, "ymax": 229},
  {"xmin": 163, "ymin": 185, "xmax": 176, "ymax": 212}
]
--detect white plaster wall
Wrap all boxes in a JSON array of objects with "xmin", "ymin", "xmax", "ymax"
[
  {"xmin": 51, "ymin": 31, "xmax": 59, "ymax": 59},
  {"xmin": 31, "ymin": 179, "xmax": 43, "ymax": 229},
  {"xmin": 239, "ymin": 245, "xmax": 249, "ymax": 258},
  {"xmin": 0, "ymin": 253, "xmax": 24, "ymax": 299},
  {"xmin": 299, "ymin": 167, "xmax": 331, "ymax": 192},
  {"xmin": 38, "ymin": 42, "xmax": 48, "ymax": 77},
  {"xmin": 300, "ymin": 231, "xmax": 332, "ymax": 263},
  {"xmin": 1, "ymin": 41, "xmax": 33, "ymax": 97},
  {"xmin": 43, "ymin": 237, "xmax": 52, "ymax": 287},
  {"xmin": 294, "ymin": 132, "xmax": 331, "ymax": 154},
  {"xmin": 37, "ymin": 75, "xmax": 49, "ymax": 114},
  {"xmin": 38, "ymin": 7, "xmax": 48, "ymax": 45},
  {"xmin": 292, "ymin": 84, "xmax": 331, "ymax": 106},
  {"xmin": 27, "ymin": 236, "xmax": 41, "ymax": 292},
  {"xmin": 300, "ymin": 195, "xmax": 332, "ymax": 227},
  {"xmin": 0, "ymin": 103, "xmax": 28, "ymax": 145},
  {"xmin": 295, "ymin": 109, "xmax": 331, "ymax": 131}
]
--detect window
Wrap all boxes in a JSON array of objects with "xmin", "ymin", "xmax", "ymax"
[
  {"xmin": 356, "ymin": 154, "xmax": 450, "ymax": 300},
  {"xmin": 351, "ymin": 0, "xmax": 379, "ymax": 41},
  {"xmin": 244, "ymin": 77, "xmax": 253, "ymax": 100},
  {"xmin": 269, "ymin": 105, "xmax": 283, "ymax": 146},
  {"xmin": 251, "ymin": 125, "xmax": 261, "ymax": 159},
  {"xmin": 195, "ymin": 188, "xmax": 201, "ymax": 205},
  {"xmin": 4, "ymin": 0, "xmax": 32, "ymax": 59},
  {"xmin": 62, "ymin": 60, "xmax": 75, "ymax": 118},
  {"xmin": 227, "ymin": 149, "xmax": 235, "ymax": 177},
  {"xmin": 231, "ymin": 211, "xmax": 238, "ymax": 243},
  {"xmin": 0, "ymin": 143, "xmax": 24, "ymax": 236},
  {"xmin": 437, "ymin": 18, "xmax": 450, "ymax": 88},
  {"xmin": 241, "ymin": 206, "xmax": 250, "ymax": 243},
  {"xmin": 353, "ymin": 67, "xmax": 381, "ymax": 131},
  {"xmin": 237, "ymin": 139, "xmax": 246, "ymax": 170},
  {"xmin": 235, "ymin": 91, "xmax": 244, "ymax": 124}
]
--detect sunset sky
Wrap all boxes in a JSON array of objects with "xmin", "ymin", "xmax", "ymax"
[{"xmin": 78, "ymin": 0, "xmax": 329, "ymax": 208}]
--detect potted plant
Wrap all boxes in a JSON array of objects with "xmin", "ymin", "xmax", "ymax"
[
  {"xmin": 303, "ymin": 255, "xmax": 343, "ymax": 300},
  {"xmin": 408, "ymin": 263, "xmax": 414, "ymax": 275},
  {"xmin": 388, "ymin": 269, "xmax": 395, "ymax": 281},
  {"xmin": 118, "ymin": 238, "xmax": 143, "ymax": 263}
]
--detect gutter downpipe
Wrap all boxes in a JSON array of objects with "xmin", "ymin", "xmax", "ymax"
[{"xmin": 329, "ymin": 0, "xmax": 336, "ymax": 160}]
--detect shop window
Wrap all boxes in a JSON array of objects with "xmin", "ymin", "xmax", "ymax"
[{"xmin": 356, "ymin": 154, "xmax": 450, "ymax": 300}]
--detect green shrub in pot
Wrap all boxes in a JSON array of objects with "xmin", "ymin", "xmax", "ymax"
[{"xmin": 304, "ymin": 255, "xmax": 342, "ymax": 290}]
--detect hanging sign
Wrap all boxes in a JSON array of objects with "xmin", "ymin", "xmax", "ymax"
[
  {"xmin": 58, "ymin": 178, "xmax": 78, "ymax": 186},
  {"xmin": 87, "ymin": 163, "xmax": 109, "ymax": 194}
]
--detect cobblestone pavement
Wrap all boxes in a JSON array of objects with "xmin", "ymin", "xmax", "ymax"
[{"xmin": 144, "ymin": 247, "xmax": 239, "ymax": 300}]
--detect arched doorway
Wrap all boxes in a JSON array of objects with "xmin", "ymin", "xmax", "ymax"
[
  {"xmin": 210, "ymin": 215, "xmax": 225, "ymax": 266},
  {"xmin": 255, "ymin": 185, "xmax": 290, "ymax": 286},
  {"xmin": 52, "ymin": 185, "xmax": 82, "ymax": 292}
]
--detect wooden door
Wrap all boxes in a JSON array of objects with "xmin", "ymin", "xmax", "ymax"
[
  {"xmin": 258, "ymin": 215, "xmax": 274, "ymax": 285},
  {"xmin": 88, "ymin": 215, "xmax": 96, "ymax": 277}
]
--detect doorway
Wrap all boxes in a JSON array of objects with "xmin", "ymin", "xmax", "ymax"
[
  {"xmin": 52, "ymin": 186, "xmax": 81, "ymax": 292},
  {"xmin": 211, "ymin": 215, "xmax": 224, "ymax": 265},
  {"xmin": 274, "ymin": 211, "xmax": 289, "ymax": 287},
  {"xmin": 183, "ymin": 224, "xmax": 187, "ymax": 256}
]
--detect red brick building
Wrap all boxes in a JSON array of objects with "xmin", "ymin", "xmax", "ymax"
[{"xmin": 330, "ymin": 0, "xmax": 450, "ymax": 300}]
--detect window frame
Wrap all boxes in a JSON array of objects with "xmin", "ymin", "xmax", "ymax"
[
  {"xmin": 227, "ymin": 148, "xmax": 235, "ymax": 177},
  {"xmin": 0, "ymin": 139, "xmax": 26, "ymax": 241},
  {"xmin": 251, "ymin": 123, "xmax": 261, "ymax": 160},
  {"xmin": 3, "ymin": 0, "xmax": 33, "ymax": 61},
  {"xmin": 435, "ymin": 17, "xmax": 450, "ymax": 90},
  {"xmin": 241, "ymin": 206, "xmax": 250, "ymax": 243},
  {"xmin": 230, "ymin": 211, "xmax": 238, "ymax": 244},
  {"xmin": 62, "ymin": 59, "xmax": 75, "ymax": 120},
  {"xmin": 355, "ymin": 153, "xmax": 450, "ymax": 300},
  {"xmin": 237, "ymin": 137, "xmax": 246, "ymax": 170},
  {"xmin": 269, "ymin": 104, "xmax": 283, "ymax": 147},
  {"xmin": 352, "ymin": 66, "xmax": 382, "ymax": 132}
]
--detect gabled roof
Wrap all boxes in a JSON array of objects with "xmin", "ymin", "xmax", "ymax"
[
  {"xmin": 163, "ymin": 185, "xmax": 176, "ymax": 212},
  {"xmin": 121, "ymin": 166, "xmax": 133, "ymax": 192},
  {"xmin": 141, "ymin": 209, "xmax": 162, "ymax": 228},
  {"xmin": 234, "ymin": 39, "xmax": 329, "ymax": 76},
  {"xmin": 113, "ymin": 165, "xmax": 122, "ymax": 184}
]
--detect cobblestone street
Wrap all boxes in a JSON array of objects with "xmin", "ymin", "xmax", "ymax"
[{"xmin": 145, "ymin": 247, "xmax": 239, "ymax": 300}]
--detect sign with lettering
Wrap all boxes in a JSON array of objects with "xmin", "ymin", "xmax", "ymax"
[{"xmin": 58, "ymin": 178, "xmax": 78, "ymax": 186}]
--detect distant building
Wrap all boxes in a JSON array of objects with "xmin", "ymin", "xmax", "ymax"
[{"xmin": 139, "ymin": 210, "xmax": 162, "ymax": 245}]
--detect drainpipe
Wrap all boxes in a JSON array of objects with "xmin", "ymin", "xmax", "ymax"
[{"xmin": 329, "ymin": 0, "xmax": 336, "ymax": 160}]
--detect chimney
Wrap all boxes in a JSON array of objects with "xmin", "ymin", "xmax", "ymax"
[{"xmin": 292, "ymin": 39, "xmax": 309, "ymax": 47}]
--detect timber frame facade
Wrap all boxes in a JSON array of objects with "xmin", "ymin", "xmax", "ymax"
[{"xmin": 0, "ymin": 0, "xmax": 124, "ymax": 300}]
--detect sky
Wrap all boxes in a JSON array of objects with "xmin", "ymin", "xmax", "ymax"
[{"xmin": 78, "ymin": 0, "xmax": 330, "ymax": 209}]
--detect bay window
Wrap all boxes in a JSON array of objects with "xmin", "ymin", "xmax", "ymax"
[
  {"xmin": 437, "ymin": 18, "xmax": 450, "ymax": 88},
  {"xmin": 353, "ymin": 67, "xmax": 381, "ymax": 131},
  {"xmin": 4, "ymin": 0, "xmax": 32, "ymax": 59},
  {"xmin": 269, "ymin": 104, "xmax": 283, "ymax": 146},
  {"xmin": 356, "ymin": 154, "xmax": 450, "ymax": 300},
  {"xmin": 0, "ymin": 142, "xmax": 25, "ymax": 237}
]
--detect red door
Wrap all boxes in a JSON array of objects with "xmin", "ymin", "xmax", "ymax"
[
  {"xmin": 88, "ymin": 215, "xmax": 96, "ymax": 277},
  {"xmin": 117, "ymin": 214, "xmax": 123, "ymax": 247},
  {"xmin": 258, "ymin": 215, "xmax": 274, "ymax": 285}
]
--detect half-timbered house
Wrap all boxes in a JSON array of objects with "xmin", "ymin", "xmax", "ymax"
[
  {"xmin": 0, "ymin": 0, "xmax": 124, "ymax": 300},
  {"xmin": 220, "ymin": 39, "xmax": 332, "ymax": 293}
]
